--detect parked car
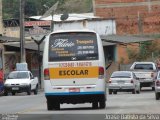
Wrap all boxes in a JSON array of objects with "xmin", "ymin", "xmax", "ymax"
[
  {"xmin": 4, "ymin": 70, "xmax": 39, "ymax": 96},
  {"xmin": 108, "ymin": 71, "xmax": 140, "ymax": 94},
  {"xmin": 130, "ymin": 62, "xmax": 157, "ymax": 90},
  {"xmin": 155, "ymin": 71, "xmax": 160, "ymax": 100}
]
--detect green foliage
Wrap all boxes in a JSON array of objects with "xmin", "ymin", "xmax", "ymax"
[
  {"xmin": 127, "ymin": 41, "xmax": 160, "ymax": 62},
  {"xmin": 25, "ymin": 1, "xmax": 37, "ymax": 17},
  {"xmin": 138, "ymin": 41, "xmax": 152, "ymax": 60},
  {"xmin": 120, "ymin": 57, "xmax": 125, "ymax": 64},
  {"xmin": 2, "ymin": 0, "xmax": 19, "ymax": 19},
  {"xmin": 2, "ymin": 0, "xmax": 92, "ymax": 19},
  {"xmin": 126, "ymin": 48, "xmax": 138, "ymax": 62}
]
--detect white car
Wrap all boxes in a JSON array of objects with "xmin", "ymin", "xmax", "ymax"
[
  {"xmin": 4, "ymin": 71, "xmax": 38, "ymax": 96},
  {"xmin": 155, "ymin": 71, "xmax": 160, "ymax": 100},
  {"xmin": 108, "ymin": 71, "xmax": 140, "ymax": 94}
]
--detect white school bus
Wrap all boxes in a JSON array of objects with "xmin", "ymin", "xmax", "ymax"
[{"xmin": 43, "ymin": 29, "xmax": 106, "ymax": 110}]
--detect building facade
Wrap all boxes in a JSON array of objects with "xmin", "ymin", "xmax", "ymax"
[
  {"xmin": 93, "ymin": 0, "xmax": 160, "ymax": 35},
  {"xmin": 93, "ymin": 0, "xmax": 160, "ymax": 63}
]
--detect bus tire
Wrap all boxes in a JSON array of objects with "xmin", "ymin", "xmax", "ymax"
[
  {"xmin": 99, "ymin": 100, "xmax": 106, "ymax": 109},
  {"xmin": 53, "ymin": 102, "xmax": 60, "ymax": 110},
  {"xmin": 92, "ymin": 101, "xmax": 98, "ymax": 109},
  {"xmin": 47, "ymin": 100, "xmax": 53, "ymax": 110}
]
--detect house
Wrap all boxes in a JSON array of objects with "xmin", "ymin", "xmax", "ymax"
[{"xmin": 93, "ymin": 0, "xmax": 160, "ymax": 64}]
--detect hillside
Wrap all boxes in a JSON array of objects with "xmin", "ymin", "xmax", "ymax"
[
  {"xmin": 58, "ymin": 0, "xmax": 93, "ymax": 14},
  {"xmin": 2, "ymin": 0, "xmax": 93, "ymax": 19}
]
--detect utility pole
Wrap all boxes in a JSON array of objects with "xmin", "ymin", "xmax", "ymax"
[
  {"xmin": 148, "ymin": 0, "xmax": 151, "ymax": 13},
  {"xmin": 20, "ymin": 0, "xmax": 26, "ymax": 63},
  {"xmin": 0, "ymin": 0, "xmax": 2, "ymax": 35},
  {"xmin": 51, "ymin": 11, "xmax": 54, "ymax": 32},
  {"xmin": 138, "ymin": 11, "xmax": 143, "ymax": 34}
]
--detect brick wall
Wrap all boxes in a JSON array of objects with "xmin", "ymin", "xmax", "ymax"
[
  {"xmin": 95, "ymin": 0, "xmax": 146, "ymax": 4},
  {"xmin": 94, "ymin": 0, "xmax": 160, "ymax": 35}
]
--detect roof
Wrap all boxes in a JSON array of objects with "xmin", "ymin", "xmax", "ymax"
[
  {"xmin": 29, "ymin": 13, "xmax": 99, "ymax": 22},
  {"xmin": 49, "ymin": 29, "xmax": 96, "ymax": 34},
  {"xmin": 0, "ymin": 36, "xmax": 19, "ymax": 42},
  {"xmin": 101, "ymin": 35, "xmax": 154, "ymax": 44},
  {"xmin": 102, "ymin": 41, "xmax": 116, "ymax": 46},
  {"xmin": 3, "ymin": 41, "xmax": 44, "ymax": 51},
  {"xmin": 0, "ymin": 36, "xmax": 30, "ymax": 42},
  {"xmin": 1, "ymin": 34, "xmax": 155, "ymax": 51},
  {"xmin": 0, "ymin": 36, "xmax": 40, "ymax": 51}
]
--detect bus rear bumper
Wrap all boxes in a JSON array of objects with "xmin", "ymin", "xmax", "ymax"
[{"xmin": 45, "ymin": 92, "xmax": 106, "ymax": 104}]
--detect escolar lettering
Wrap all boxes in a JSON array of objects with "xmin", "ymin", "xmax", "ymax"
[{"xmin": 59, "ymin": 70, "xmax": 88, "ymax": 76}]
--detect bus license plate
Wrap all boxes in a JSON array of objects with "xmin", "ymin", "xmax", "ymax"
[{"xmin": 69, "ymin": 88, "xmax": 80, "ymax": 92}]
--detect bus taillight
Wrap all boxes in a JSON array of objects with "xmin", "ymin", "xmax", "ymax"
[
  {"xmin": 99, "ymin": 67, "xmax": 104, "ymax": 79},
  {"xmin": 44, "ymin": 68, "xmax": 50, "ymax": 80}
]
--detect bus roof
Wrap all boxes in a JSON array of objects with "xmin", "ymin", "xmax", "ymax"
[{"xmin": 49, "ymin": 29, "xmax": 97, "ymax": 35}]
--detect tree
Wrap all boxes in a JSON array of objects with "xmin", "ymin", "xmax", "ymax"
[
  {"xmin": 2, "ymin": 0, "xmax": 19, "ymax": 19},
  {"xmin": 2, "ymin": 0, "xmax": 92, "ymax": 19},
  {"xmin": 25, "ymin": 1, "xmax": 37, "ymax": 17},
  {"xmin": 127, "ymin": 41, "xmax": 160, "ymax": 62},
  {"xmin": 138, "ymin": 41, "xmax": 152, "ymax": 60}
]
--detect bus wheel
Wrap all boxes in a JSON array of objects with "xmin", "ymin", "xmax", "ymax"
[
  {"xmin": 92, "ymin": 101, "xmax": 98, "ymax": 109},
  {"xmin": 99, "ymin": 100, "xmax": 106, "ymax": 109},
  {"xmin": 53, "ymin": 102, "xmax": 60, "ymax": 110},
  {"xmin": 47, "ymin": 100, "xmax": 53, "ymax": 110}
]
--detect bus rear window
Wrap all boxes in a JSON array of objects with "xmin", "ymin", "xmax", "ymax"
[{"xmin": 49, "ymin": 32, "xmax": 98, "ymax": 62}]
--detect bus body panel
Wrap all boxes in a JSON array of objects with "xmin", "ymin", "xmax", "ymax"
[{"xmin": 43, "ymin": 30, "xmax": 106, "ymax": 109}]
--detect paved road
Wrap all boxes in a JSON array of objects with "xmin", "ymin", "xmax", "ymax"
[{"xmin": 0, "ymin": 88, "xmax": 160, "ymax": 120}]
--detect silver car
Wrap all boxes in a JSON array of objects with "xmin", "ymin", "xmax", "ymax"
[
  {"xmin": 155, "ymin": 71, "xmax": 160, "ymax": 100},
  {"xmin": 108, "ymin": 71, "xmax": 140, "ymax": 94}
]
